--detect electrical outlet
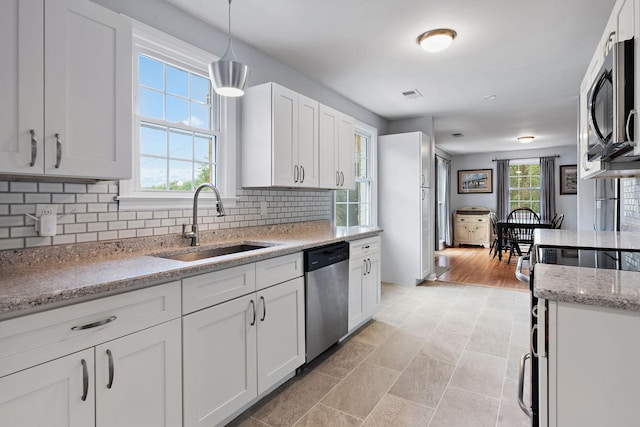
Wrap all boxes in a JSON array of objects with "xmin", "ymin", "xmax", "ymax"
[
  {"xmin": 35, "ymin": 204, "xmax": 58, "ymax": 236},
  {"xmin": 36, "ymin": 204, "xmax": 57, "ymax": 218}
]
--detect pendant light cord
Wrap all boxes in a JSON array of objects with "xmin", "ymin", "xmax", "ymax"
[{"xmin": 227, "ymin": 0, "xmax": 232, "ymax": 42}]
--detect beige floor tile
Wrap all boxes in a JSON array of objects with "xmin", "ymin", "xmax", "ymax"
[
  {"xmin": 462, "ymin": 284, "xmax": 493, "ymax": 297},
  {"xmin": 227, "ymin": 415, "xmax": 270, "ymax": 427},
  {"xmin": 388, "ymin": 355, "xmax": 455, "ymax": 408},
  {"xmin": 314, "ymin": 339, "xmax": 375, "ymax": 380},
  {"xmin": 449, "ymin": 350, "xmax": 507, "ymax": 399},
  {"xmin": 350, "ymin": 320, "xmax": 396, "ymax": 347},
  {"xmin": 321, "ymin": 363, "xmax": 399, "ymax": 419},
  {"xmin": 510, "ymin": 320, "xmax": 530, "ymax": 348},
  {"xmin": 433, "ymin": 310, "xmax": 478, "ymax": 337},
  {"xmin": 252, "ymin": 371, "xmax": 340, "ymax": 427},
  {"xmin": 362, "ymin": 394, "xmax": 433, "ymax": 427},
  {"xmin": 485, "ymin": 295, "xmax": 519, "ymax": 313},
  {"xmin": 293, "ymin": 404, "xmax": 362, "ymax": 427},
  {"xmin": 450, "ymin": 294, "xmax": 488, "ymax": 313},
  {"xmin": 497, "ymin": 376, "xmax": 531, "ymax": 426},
  {"xmin": 397, "ymin": 311, "xmax": 440, "ymax": 339},
  {"xmin": 490, "ymin": 287, "xmax": 522, "ymax": 301},
  {"xmin": 505, "ymin": 344, "xmax": 529, "ymax": 380},
  {"xmin": 467, "ymin": 324, "xmax": 512, "ymax": 358},
  {"xmin": 429, "ymin": 387, "xmax": 500, "ymax": 427},
  {"xmin": 412, "ymin": 298, "xmax": 452, "ymax": 319},
  {"xmin": 381, "ymin": 282, "xmax": 410, "ymax": 305},
  {"xmin": 374, "ymin": 302, "xmax": 417, "ymax": 327},
  {"xmin": 418, "ymin": 329, "xmax": 467, "ymax": 365},
  {"xmin": 476, "ymin": 307, "xmax": 515, "ymax": 331},
  {"xmin": 365, "ymin": 331, "xmax": 425, "ymax": 371}
]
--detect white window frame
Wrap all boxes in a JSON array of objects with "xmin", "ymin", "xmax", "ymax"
[
  {"xmin": 118, "ymin": 21, "xmax": 237, "ymax": 210},
  {"xmin": 334, "ymin": 121, "xmax": 378, "ymax": 227},
  {"xmin": 508, "ymin": 158, "xmax": 541, "ymax": 213}
]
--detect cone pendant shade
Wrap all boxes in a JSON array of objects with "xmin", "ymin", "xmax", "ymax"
[{"xmin": 209, "ymin": 0, "xmax": 249, "ymax": 97}]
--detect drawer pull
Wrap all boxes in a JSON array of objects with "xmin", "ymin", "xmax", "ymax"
[
  {"xmin": 54, "ymin": 133, "xmax": 62, "ymax": 169},
  {"xmin": 106, "ymin": 349, "xmax": 115, "ymax": 389},
  {"xmin": 81, "ymin": 359, "xmax": 89, "ymax": 401},
  {"xmin": 71, "ymin": 315, "xmax": 117, "ymax": 331},
  {"xmin": 29, "ymin": 130, "xmax": 37, "ymax": 167},
  {"xmin": 249, "ymin": 300, "xmax": 256, "ymax": 326},
  {"xmin": 260, "ymin": 296, "xmax": 266, "ymax": 321}
]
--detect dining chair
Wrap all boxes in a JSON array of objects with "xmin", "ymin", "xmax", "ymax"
[
  {"xmin": 551, "ymin": 213, "xmax": 564, "ymax": 229},
  {"xmin": 506, "ymin": 207, "xmax": 540, "ymax": 264},
  {"xmin": 488, "ymin": 211, "xmax": 498, "ymax": 257}
]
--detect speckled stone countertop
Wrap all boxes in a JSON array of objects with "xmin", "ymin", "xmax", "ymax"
[
  {"xmin": 535, "ymin": 229, "xmax": 640, "ymax": 250},
  {"xmin": 0, "ymin": 221, "xmax": 382, "ymax": 319},
  {"xmin": 534, "ymin": 264, "xmax": 640, "ymax": 311}
]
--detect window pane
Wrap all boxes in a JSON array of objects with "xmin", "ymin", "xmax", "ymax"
[
  {"xmin": 140, "ymin": 124, "xmax": 167, "ymax": 156},
  {"xmin": 166, "ymin": 65, "xmax": 188, "ymax": 98},
  {"xmin": 336, "ymin": 190, "xmax": 347, "ymax": 203},
  {"xmin": 169, "ymin": 130, "xmax": 192, "ymax": 160},
  {"xmin": 139, "ymin": 88, "xmax": 164, "ymax": 119},
  {"xmin": 191, "ymin": 103, "xmax": 211, "ymax": 129},
  {"xmin": 169, "ymin": 159, "xmax": 193, "ymax": 190},
  {"xmin": 191, "ymin": 74, "xmax": 210, "ymax": 104},
  {"xmin": 166, "ymin": 95, "xmax": 189, "ymax": 124},
  {"xmin": 335, "ymin": 204, "xmax": 347, "ymax": 226},
  {"xmin": 532, "ymin": 201, "xmax": 540, "ymax": 213},
  {"xmin": 349, "ymin": 204, "xmax": 360, "ymax": 226},
  {"xmin": 194, "ymin": 135, "xmax": 213, "ymax": 162},
  {"xmin": 358, "ymin": 181, "xmax": 370, "ymax": 204},
  {"xmin": 348, "ymin": 186, "xmax": 360, "ymax": 203},
  {"xmin": 140, "ymin": 156, "xmax": 167, "ymax": 190},
  {"xmin": 194, "ymin": 162, "xmax": 211, "ymax": 186},
  {"xmin": 139, "ymin": 56, "xmax": 163, "ymax": 90}
]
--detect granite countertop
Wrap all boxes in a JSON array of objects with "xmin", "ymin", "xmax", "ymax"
[
  {"xmin": 535, "ymin": 229, "xmax": 640, "ymax": 250},
  {"xmin": 534, "ymin": 264, "xmax": 640, "ymax": 312},
  {"xmin": 0, "ymin": 221, "xmax": 382, "ymax": 319}
]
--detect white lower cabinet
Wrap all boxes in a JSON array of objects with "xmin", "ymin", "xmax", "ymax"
[
  {"xmin": 0, "ymin": 348, "xmax": 95, "ymax": 426},
  {"xmin": 348, "ymin": 237, "xmax": 381, "ymax": 331},
  {"xmin": 183, "ymin": 271, "xmax": 305, "ymax": 427}
]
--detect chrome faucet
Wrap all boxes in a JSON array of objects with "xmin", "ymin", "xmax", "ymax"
[{"xmin": 183, "ymin": 183, "xmax": 225, "ymax": 246}]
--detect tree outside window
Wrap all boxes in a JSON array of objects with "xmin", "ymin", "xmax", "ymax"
[
  {"xmin": 509, "ymin": 162, "xmax": 541, "ymax": 213},
  {"xmin": 335, "ymin": 132, "xmax": 371, "ymax": 227}
]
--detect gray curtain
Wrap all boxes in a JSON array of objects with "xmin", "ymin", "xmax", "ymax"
[
  {"xmin": 540, "ymin": 156, "xmax": 556, "ymax": 221},
  {"xmin": 496, "ymin": 159, "xmax": 510, "ymax": 219},
  {"xmin": 435, "ymin": 156, "xmax": 452, "ymax": 247}
]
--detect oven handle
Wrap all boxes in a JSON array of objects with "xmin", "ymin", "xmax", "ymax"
[
  {"xmin": 515, "ymin": 256, "xmax": 530, "ymax": 285},
  {"xmin": 518, "ymin": 352, "xmax": 533, "ymax": 418}
]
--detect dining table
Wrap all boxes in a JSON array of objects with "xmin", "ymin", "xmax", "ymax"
[{"xmin": 495, "ymin": 219, "xmax": 553, "ymax": 261}]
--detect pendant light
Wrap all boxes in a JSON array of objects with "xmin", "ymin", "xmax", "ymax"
[{"xmin": 209, "ymin": 0, "xmax": 249, "ymax": 97}]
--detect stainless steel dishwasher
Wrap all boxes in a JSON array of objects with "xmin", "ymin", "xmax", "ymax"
[{"xmin": 304, "ymin": 241, "xmax": 350, "ymax": 363}]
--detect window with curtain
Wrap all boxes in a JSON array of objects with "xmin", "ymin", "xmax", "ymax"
[{"xmin": 509, "ymin": 161, "xmax": 541, "ymax": 213}]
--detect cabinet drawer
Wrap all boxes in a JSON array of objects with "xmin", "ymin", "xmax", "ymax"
[
  {"xmin": 255, "ymin": 252, "xmax": 303, "ymax": 291},
  {"xmin": 0, "ymin": 281, "xmax": 181, "ymax": 377},
  {"xmin": 456, "ymin": 215, "xmax": 488, "ymax": 223},
  {"xmin": 182, "ymin": 263, "xmax": 256, "ymax": 314},
  {"xmin": 349, "ymin": 236, "xmax": 380, "ymax": 259}
]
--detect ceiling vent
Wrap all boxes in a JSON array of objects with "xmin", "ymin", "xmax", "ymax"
[
  {"xmin": 402, "ymin": 89, "xmax": 423, "ymax": 99},
  {"xmin": 452, "ymin": 132, "xmax": 464, "ymax": 138}
]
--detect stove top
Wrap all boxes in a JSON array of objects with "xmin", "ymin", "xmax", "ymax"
[{"xmin": 536, "ymin": 247, "xmax": 640, "ymax": 271}]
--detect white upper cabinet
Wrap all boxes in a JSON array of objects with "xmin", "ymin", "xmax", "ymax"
[
  {"xmin": 0, "ymin": 0, "xmax": 132, "ymax": 179},
  {"xmin": 243, "ymin": 82, "xmax": 319, "ymax": 188},
  {"xmin": 319, "ymin": 104, "xmax": 355, "ymax": 189}
]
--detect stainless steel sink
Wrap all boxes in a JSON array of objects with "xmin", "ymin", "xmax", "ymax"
[{"xmin": 155, "ymin": 243, "xmax": 276, "ymax": 262}]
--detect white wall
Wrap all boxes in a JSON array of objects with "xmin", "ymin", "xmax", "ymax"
[{"xmin": 450, "ymin": 145, "xmax": 578, "ymax": 230}]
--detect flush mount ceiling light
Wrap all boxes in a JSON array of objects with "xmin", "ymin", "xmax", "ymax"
[
  {"xmin": 209, "ymin": 0, "xmax": 249, "ymax": 97},
  {"xmin": 417, "ymin": 28, "xmax": 457, "ymax": 52},
  {"xmin": 517, "ymin": 135, "xmax": 536, "ymax": 143}
]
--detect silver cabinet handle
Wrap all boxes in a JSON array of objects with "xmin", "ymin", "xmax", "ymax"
[
  {"xmin": 260, "ymin": 296, "xmax": 266, "ymax": 322},
  {"xmin": 54, "ymin": 133, "xmax": 62, "ymax": 168},
  {"xmin": 71, "ymin": 315, "xmax": 117, "ymax": 331},
  {"xmin": 106, "ymin": 349, "xmax": 115, "ymax": 389},
  {"xmin": 81, "ymin": 359, "xmax": 89, "ymax": 401},
  {"xmin": 367, "ymin": 258, "xmax": 371, "ymax": 274},
  {"xmin": 300, "ymin": 166, "xmax": 305, "ymax": 183},
  {"xmin": 249, "ymin": 300, "xmax": 256, "ymax": 326},
  {"xmin": 336, "ymin": 171, "xmax": 340, "ymax": 186},
  {"xmin": 293, "ymin": 165, "xmax": 299, "ymax": 183},
  {"xmin": 29, "ymin": 130, "xmax": 37, "ymax": 167},
  {"xmin": 518, "ymin": 352, "xmax": 532, "ymax": 418},
  {"xmin": 340, "ymin": 171, "xmax": 345, "ymax": 186},
  {"xmin": 362, "ymin": 259, "xmax": 367, "ymax": 276}
]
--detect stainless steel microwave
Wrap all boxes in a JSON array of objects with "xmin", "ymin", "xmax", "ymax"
[{"xmin": 586, "ymin": 37, "xmax": 635, "ymax": 162}]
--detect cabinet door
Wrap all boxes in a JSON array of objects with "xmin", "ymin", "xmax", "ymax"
[
  {"xmin": 272, "ymin": 84, "xmax": 298, "ymax": 186},
  {"xmin": 364, "ymin": 252, "xmax": 381, "ymax": 317},
  {"xmin": 473, "ymin": 222, "xmax": 490, "ymax": 245},
  {"xmin": 95, "ymin": 319, "xmax": 182, "ymax": 427},
  {"xmin": 319, "ymin": 104, "xmax": 339, "ymax": 188},
  {"xmin": 420, "ymin": 133, "xmax": 432, "ymax": 187},
  {"xmin": 421, "ymin": 188, "xmax": 434, "ymax": 279},
  {"xmin": 0, "ymin": 0, "xmax": 44, "ymax": 174},
  {"xmin": 348, "ymin": 257, "xmax": 367, "ymax": 330},
  {"xmin": 298, "ymin": 95, "xmax": 319, "ymax": 187},
  {"xmin": 0, "ymin": 348, "xmax": 95, "ymax": 427},
  {"xmin": 337, "ymin": 113, "xmax": 355, "ymax": 189},
  {"xmin": 256, "ymin": 277, "xmax": 305, "ymax": 394},
  {"xmin": 44, "ymin": 0, "xmax": 132, "ymax": 179},
  {"xmin": 183, "ymin": 294, "xmax": 257, "ymax": 427}
]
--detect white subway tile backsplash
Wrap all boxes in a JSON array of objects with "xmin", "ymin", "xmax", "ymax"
[
  {"xmin": 39, "ymin": 183, "xmax": 63, "ymax": 193},
  {"xmin": 118, "ymin": 212, "xmax": 136, "ymax": 221},
  {"xmin": 118, "ymin": 229, "xmax": 136, "ymax": 239},
  {"xmin": 10, "ymin": 205, "xmax": 35, "ymax": 215},
  {"xmin": 10, "ymin": 182, "xmax": 38, "ymax": 193},
  {"xmin": 25, "ymin": 194, "xmax": 51, "ymax": 204},
  {"xmin": 76, "ymin": 194, "xmax": 98, "ymax": 203},
  {"xmin": 87, "ymin": 203, "xmax": 109, "ymax": 213},
  {"xmin": 10, "ymin": 226, "xmax": 37, "ymax": 238},
  {"xmin": 65, "ymin": 223, "xmax": 87, "ymax": 234},
  {"xmin": 64, "ymin": 183, "xmax": 87, "ymax": 193},
  {"xmin": 25, "ymin": 236, "xmax": 51, "ymax": 247},
  {"xmin": 87, "ymin": 184, "xmax": 109, "ymax": 193},
  {"xmin": 108, "ymin": 221, "xmax": 127, "ymax": 230},
  {"xmin": 0, "ymin": 182, "xmax": 7, "ymax": 192},
  {"xmin": 136, "ymin": 228, "xmax": 153, "ymax": 237},
  {"xmin": 76, "ymin": 213, "xmax": 98, "ymax": 223},
  {"xmin": 98, "ymin": 212, "xmax": 118, "ymax": 222},
  {"xmin": 0, "ymin": 238, "xmax": 24, "ymax": 250},
  {"xmin": 88, "ymin": 222, "xmax": 108, "ymax": 232},
  {"xmin": 98, "ymin": 231, "xmax": 118, "ymax": 241},
  {"xmin": 76, "ymin": 232, "xmax": 97, "ymax": 243},
  {"xmin": 52, "ymin": 194, "xmax": 75, "ymax": 204},
  {"xmin": 53, "ymin": 234, "xmax": 76, "ymax": 245},
  {"xmin": 0, "ymin": 193, "xmax": 24, "ymax": 204}
]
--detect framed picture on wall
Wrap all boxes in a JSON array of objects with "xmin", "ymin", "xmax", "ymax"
[
  {"xmin": 457, "ymin": 169, "xmax": 493, "ymax": 194},
  {"xmin": 560, "ymin": 165, "xmax": 577, "ymax": 195}
]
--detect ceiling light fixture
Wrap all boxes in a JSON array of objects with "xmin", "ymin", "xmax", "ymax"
[
  {"xmin": 517, "ymin": 135, "xmax": 536, "ymax": 143},
  {"xmin": 417, "ymin": 28, "xmax": 457, "ymax": 52},
  {"xmin": 482, "ymin": 94, "xmax": 497, "ymax": 101},
  {"xmin": 209, "ymin": 0, "xmax": 249, "ymax": 97}
]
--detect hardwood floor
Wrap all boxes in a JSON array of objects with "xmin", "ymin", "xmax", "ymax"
[{"xmin": 434, "ymin": 246, "xmax": 529, "ymax": 291}]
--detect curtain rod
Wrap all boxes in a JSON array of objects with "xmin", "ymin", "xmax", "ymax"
[{"xmin": 491, "ymin": 154, "xmax": 560, "ymax": 162}]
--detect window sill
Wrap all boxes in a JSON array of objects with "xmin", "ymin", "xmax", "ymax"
[{"xmin": 116, "ymin": 194, "xmax": 238, "ymax": 211}]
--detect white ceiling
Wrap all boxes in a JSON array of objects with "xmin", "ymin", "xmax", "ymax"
[{"xmin": 166, "ymin": 0, "xmax": 616, "ymax": 155}]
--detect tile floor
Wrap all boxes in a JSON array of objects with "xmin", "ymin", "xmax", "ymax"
[{"xmin": 231, "ymin": 281, "xmax": 532, "ymax": 427}]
